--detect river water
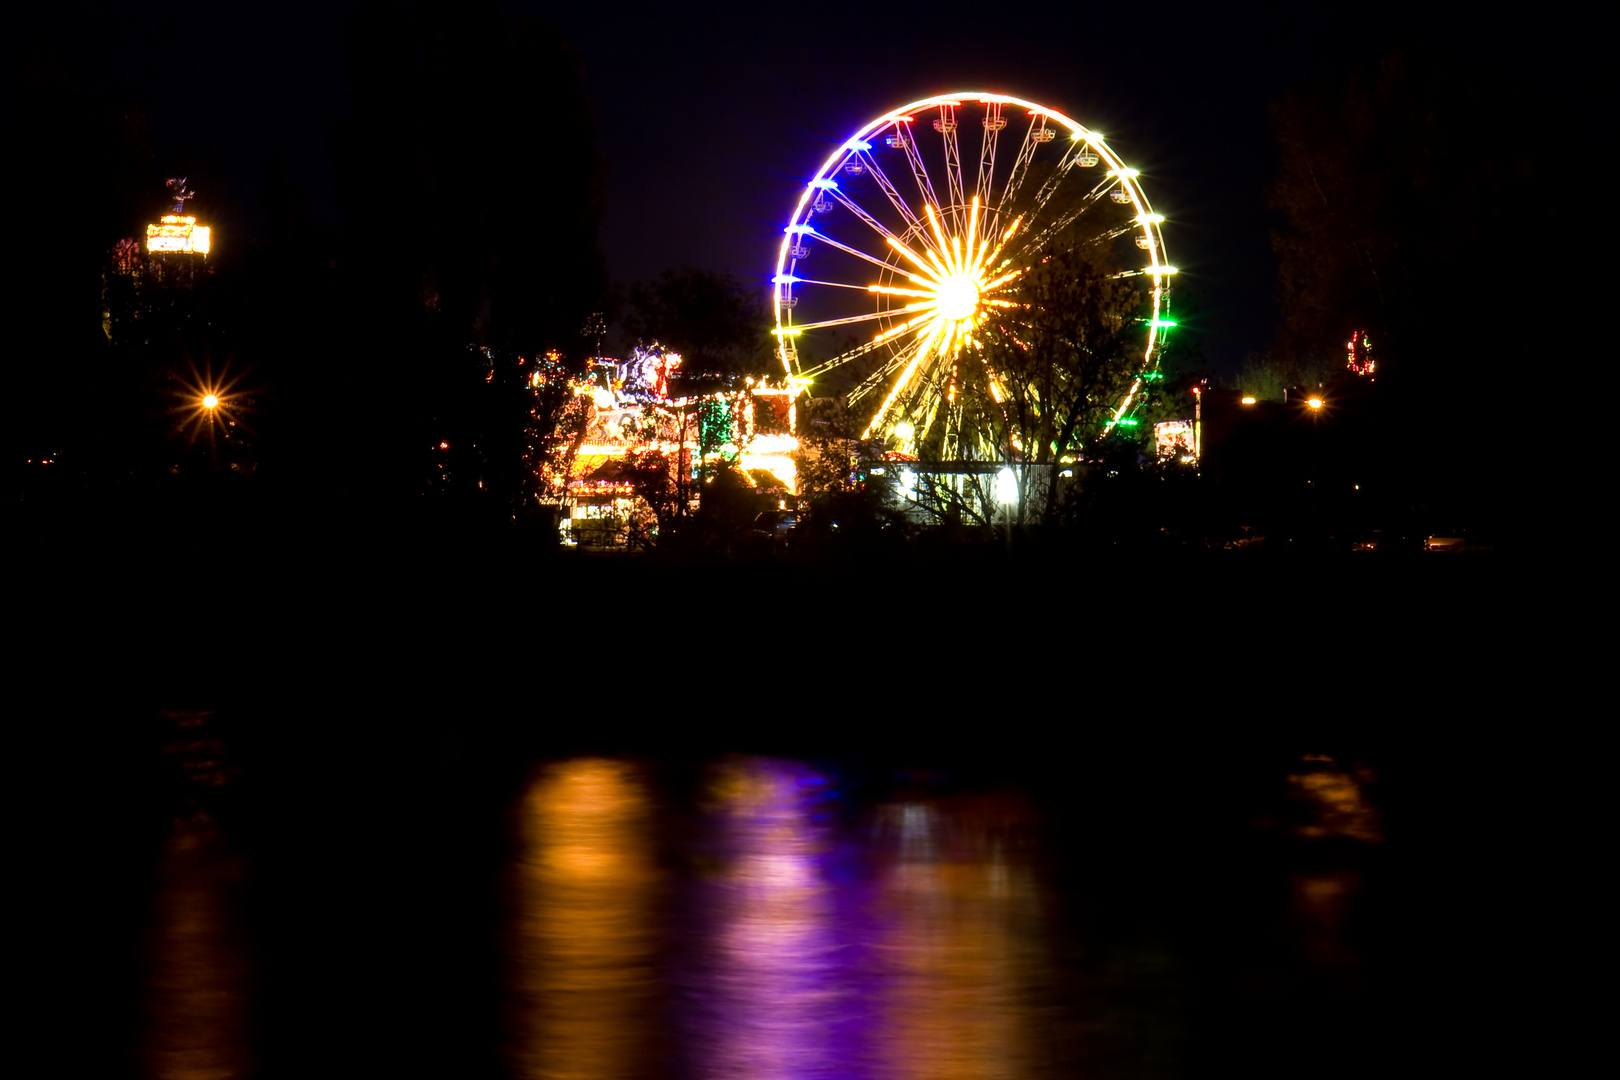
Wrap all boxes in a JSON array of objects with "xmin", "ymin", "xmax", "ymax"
[{"xmin": 17, "ymin": 706, "xmax": 1458, "ymax": 1080}]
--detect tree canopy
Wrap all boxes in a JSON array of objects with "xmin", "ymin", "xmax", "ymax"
[
  {"xmin": 916, "ymin": 242, "xmax": 1155, "ymax": 526},
  {"xmin": 619, "ymin": 267, "xmax": 775, "ymax": 384},
  {"xmin": 1267, "ymin": 51, "xmax": 1555, "ymax": 532}
]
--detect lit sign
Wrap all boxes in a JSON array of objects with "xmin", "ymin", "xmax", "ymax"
[{"xmin": 146, "ymin": 215, "xmax": 211, "ymax": 255}]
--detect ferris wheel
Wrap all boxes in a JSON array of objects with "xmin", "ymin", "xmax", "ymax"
[{"xmin": 773, "ymin": 92, "xmax": 1174, "ymax": 460}]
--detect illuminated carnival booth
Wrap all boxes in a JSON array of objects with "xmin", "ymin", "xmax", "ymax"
[{"xmin": 553, "ymin": 345, "xmax": 800, "ymax": 545}]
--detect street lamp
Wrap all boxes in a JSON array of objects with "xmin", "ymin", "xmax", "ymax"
[
  {"xmin": 1307, "ymin": 397, "xmax": 1324, "ymax": 410},
  {"xmin": 202, "ymin": 393, "xmax": 219, "ymax": 409}
]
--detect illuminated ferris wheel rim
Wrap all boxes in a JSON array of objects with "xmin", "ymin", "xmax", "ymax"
[{"xmin": 771, "ymin": 91, "xmax": 1173, "ymax": 437}]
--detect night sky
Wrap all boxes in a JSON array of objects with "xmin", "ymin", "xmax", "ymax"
[{"xmin": 16, "ymin": 2, "xmax": 1547, "ymax": 374}]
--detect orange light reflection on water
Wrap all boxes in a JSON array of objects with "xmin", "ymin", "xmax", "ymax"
[
  {"xmin": 140, "ymin": 811, "xmax": 253, "ymax": 1080},
  {"xmin": 508, "ymin": 759, "xmax": 659, "ymax": 1080},
  {"xmin": 1290, "ymin": 757, "xmax": 1382, "ymax": 842},
  {"xmin": 875, "ymin": 796, "xmax": 1041, "ymax": 1080}
]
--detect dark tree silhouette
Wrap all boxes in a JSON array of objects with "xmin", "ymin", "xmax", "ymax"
[
  {"xmin": 1268, "ymin": 52, "xmax": 1556, "ymax": 537},
  {"xmin": 333, "ymin": 0, "xmax": 607, "ymax": 509},
  {"xmin": 619, "ymin": 267, "xmax": 774, "ymax": 384}
]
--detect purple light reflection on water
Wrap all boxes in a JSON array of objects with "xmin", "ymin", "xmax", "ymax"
[
  {"xmin": 685, "ymin": 757, "xmax": 880, "ymax": 1080},
  {"xmin": 676, "ymin": 762, "xmax": 1050, "ymax": 1080}
]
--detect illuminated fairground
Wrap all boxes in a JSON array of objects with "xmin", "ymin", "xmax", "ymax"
[
  {"xmin": 554, "ymin": 91, "xmax": 1182, "ymax": 539},
  {"xmin": 771, "ymin": 91, "xmax": 1178, "ymax": 511},
  {"xmin": 552, "ymin": 345, "xmax": 799, "ymax": 543}
]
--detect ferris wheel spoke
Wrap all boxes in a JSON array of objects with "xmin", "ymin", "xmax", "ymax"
[
  {"xmin": 796, "ymin": 335, "xmax": 893, "ymax": 382},
  {"xmin": 1012, "ymin": 205, "xmax": 1093, "ymax": 261},
  {"xmin": 922, "ymin": 381, "xmax": 947, "ymax": 436},
  {"xmin": 793, "ymin": 277, "xmax": 889, "ymax": 291},
  {"xmin": 802, "ymin": 228, "xmax": 927, "ymax": 280},
  {"xmin": 825, "ymin": 186, "xmax": 930, "ymax": 263},
  {"xmin": 997, "ymin": 114, "xmax": 1049, "ymax": 228},
  {"xmin": 848, "ymin": 338, "xmax": 923, "ymax": 407},
  {"xmin": 899, "ymin": 119, "xmax": 944, "ymax": 239},
  {"xmin": 1018, "ymin": 142, "xmax": 1093, "ymax": 237},
  {"xmin": 789, "ymin": 306, "xmax": 932, "ymax": 332},
  {"xmin": 857, "ymin": 150, "xmax": 929, "ymax": 244},
  {"xmin": 896, "ymin": 353, "xmax": 944, "ymax": 421},
  {"xmin": 938, "ymin": 104, "xmax": 967, "ymax": 237},
  {"xmin": 863, "ymin": 320, "xmax": 944, "ymax": 434},
  {"xmin": 940, "ymin": 399, "xmax": 962, "ymax": 462},
  {"xmin": 1009, "ymin": 184, "xmax": 1112, "ymax": 261},
  {"xmin": 975, "ymin": 101, "xmax": 1001, "ymax": 215},
  {"xmin": 906, "ymin": 324, "xmax": 964, "ymax": 418},
  {"xmin": 922, "ymin": 356, "xmax": 963, "ymax": 431}
]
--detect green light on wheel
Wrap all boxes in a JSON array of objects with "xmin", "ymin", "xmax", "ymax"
[
  {"xmin": 1116, "ymin": 418, "xmax": 1139, "ymax": 427},
  {"xmin": 1149, "ymin": 319, "xmax": 1177, "ymax": 328}
]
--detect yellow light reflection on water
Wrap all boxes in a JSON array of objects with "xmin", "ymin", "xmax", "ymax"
[
  {"xmin": 140, "ymin": 811, "xmax": 253, "ymax": 1080},
  {"xmin": 876, "ymin": 796, "xmax": 1040, "ymax": 1080},
  {"xmin": 508, "ymin": 759, "xmax": 658, "ymax": 1080}
]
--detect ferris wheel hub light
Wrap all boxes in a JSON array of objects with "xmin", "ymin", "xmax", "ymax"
[{"xmin": 936, "ymin": 275, "xmax": 979, "ymax": 321}]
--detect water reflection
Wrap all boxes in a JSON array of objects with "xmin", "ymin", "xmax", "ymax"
[
  {"xmin": 1290, "ymin": 756, "xmax": 1381, "ymax": 842},
  {"xmin": 683, "ymin": 762, "xmax": 1051, "ymax": 1080},
  {"xmin": 1291, "ymin": 870, "xmax": 1364, "ymax": 972},
  {"xmin": 695, "ymin": 758, "xmax": 861, "ymax": 1079},
  {"xmin": 508, "ymin": 759, "xmax": 660, "ymax": 1080},
  {"xmin": 1283, "ymin": 755, "xmax": 1380, "ymax": 993},
  {"xmin": 140, "ymin": 810, "xmax": 253, "ymax": 1080},
  {"xmin": 873, "ymin": 795, "xmax": 1041, "ymax": 1080}
]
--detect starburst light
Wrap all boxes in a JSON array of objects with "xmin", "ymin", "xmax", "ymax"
[{"xmin": 858, "ymin": 196, "xmax": 1033, "ymax": 437}]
